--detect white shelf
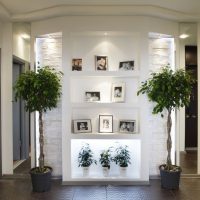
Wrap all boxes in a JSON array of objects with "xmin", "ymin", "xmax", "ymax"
[
  {"xmin": 71, "ymin": 102, "xmax": 139, "ymax": 109},
  {"xmin": 70, "ymin": 70, "xmax": 140, "ymax": 78},
  {"xmin": 70, "ymin": 132, "xmax": 140, "ymax": 139}
]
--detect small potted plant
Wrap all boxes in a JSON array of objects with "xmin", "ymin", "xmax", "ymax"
[
  {"xmin": 78, "ymin": 143, "xmax": 97, "ymax": 176},
  {"xmin": 113, "ymin": 145, "xmax": 131, "ymax": 176},
  {"xmin": 14, "ymin": 66, "xmax": 63, "ymax": 192},
  {"xmin": 137, "ymin": 66, "xmax": 194, "ymax": 189},
  {"xmin": 99, "ymin": 147, "xmax": 113, "ymax": 177}
]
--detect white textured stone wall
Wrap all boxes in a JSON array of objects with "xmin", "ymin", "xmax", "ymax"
[
  {"xmin": 148, "ymin": 37, "xmax": 174, "ymax": 175},
  {"xmin": 36, "ymin": 36, "xmax": 62, "ymax": 176}
]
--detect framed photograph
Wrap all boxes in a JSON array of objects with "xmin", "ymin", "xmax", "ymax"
[
  {"xmin": 112, "ymin": 82, "xmax": 125, "ymax": 102},
  {"xmin": 73, "ymin": 119, "xmax": 92, "ymax": 133},
  {"xmin": 72, "ymin": 58, "xmax": 82, "ymax": 71},
  {"xmin": 119, "ymin": 120, "xmax": 136, "ymax": 133},
  {"xmin": 85, "ymin": 91, "xmax": 100, "ymax": 102},
  {"xmin": 95, "ymin": 55, "xmax": 108, "ymax": 71},
  {"xmin": 99, "ymin": 115, "xmax": 113, "ymax": 133},
  {"xmin": 119, "ymin": 61, "xmax": 134, "ymax": 71}
]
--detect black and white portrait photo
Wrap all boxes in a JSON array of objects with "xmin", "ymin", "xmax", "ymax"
[
  {"xmin": 114, "ymin": 87, "xmax": 122, "ymax": 98},
  {"xmin": 85, "ymin": 91, "xmax": 100, "ymax": 102},
  {"xmin": 119, "ymin": 61, "xmax": 134, "ymax": 71},
  {"xmin": 112, "ymin": 82, "xmax": 125, "ymax": 102},
  {"xmin": 119, "ymin": 120, "xmax": 136, "ymax": 133},
  {"xmin": 73, "ymin": 119, "xmax": 92, "ymax": 133},
  {"xmin": 72, "ymin": 58, "xmax": 82, "ymax": 71},
  {"xmin": 95, "ymin": 56, "xmax": 108, "ymax": 71},
  {"xmin": 99, "ymin": 115, "xmax": 113, "ymax": 133}
]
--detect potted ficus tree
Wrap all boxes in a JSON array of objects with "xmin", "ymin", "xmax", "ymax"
[
  {"xmin": 14, "ymin": 66, "xmax": 63, "ymax": 192},
  {"xmin": 137, "ymin": 66, "xmax": 194, "ymax": 189},
  {"xmin": 99, "ymin": 147, "xmax": 113, "ymax": 177},
  {"xmin": 113, "ymin": 145, "xmax": 131, "ymax": 176},
  {"xmin": 78, "ymin": 143, "xmax": 97, "ymax": 176}
]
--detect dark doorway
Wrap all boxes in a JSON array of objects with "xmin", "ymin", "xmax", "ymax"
[
  {"xmin": 12, "ymin": 56, "xmax": 30, "ymax": 174},
  {"xmin": 185, "ymin": 46, "xmax": 198, "ymax": 150}
]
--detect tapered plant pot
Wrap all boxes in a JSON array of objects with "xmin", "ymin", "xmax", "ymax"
[
  {"xmin": 159, "ymin": 164, "xmax": 181, "ymax": 190},
  {"xmin": 30, "ymin": 166, "xmax": 52, "ymax": 192},
  {"xmin": 82, "ymin": 167, "xmax": 89, "ymax": 176},
  {"xmin": 102, "ymin": 167, "xmax": 110, "ymax": 177},
  {"xmin": 119, "ymin": 166, "xmax": 127, "ymax": 176}
]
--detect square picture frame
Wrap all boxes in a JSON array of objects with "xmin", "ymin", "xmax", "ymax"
[
  {"xmin": 95, "ymin": 55, "xmax": 108, "ymax": 71},
  {"xmin": 72, "ymin": 58, "xmax": 82, "ymax": 71},
  {"xmin": 119, "ymin": 61, "xmax": 134, "ymax": 71},
  {"xmin": 73, "ymin": 119, "xmax": 92, "ymax": 133},
  {"xmin": 85, "ymin": 91, "xmax": 100, "ymax": 102},
  {"xmin": 119, "ymin": 120, "xmax": 136, "ymax": 134},
  {"xmin": 99, "ymin": 115, "xmax": 113, "ymax": 133},
  {"xmin": 111, "ymin": 82, "xmax": 126, "ymax": 102}
]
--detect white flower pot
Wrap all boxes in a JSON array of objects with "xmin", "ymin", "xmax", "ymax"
[
  {"xmin": 102, "ymin": 167, "xmax": 110, "ymax": 177},
  {"xmin": 120, "ymin": 167, "xmax": 127, "ymax": 176},
  {"xmin": 82, "ymin": 167, "xmax": 89, "ymax": 176}
]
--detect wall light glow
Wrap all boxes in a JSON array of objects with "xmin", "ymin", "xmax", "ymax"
[{"xmin": 179, "ymin": 34, "xmax": 189, "ymax": 39}]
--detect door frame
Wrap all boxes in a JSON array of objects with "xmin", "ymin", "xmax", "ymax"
[
  {"xmin": 0, "ymin": 48, "xmax": 2, "ymax": 176},
  {"xmin": 13, "ymin": 55, "xmax": 30, "ymax": 161}
]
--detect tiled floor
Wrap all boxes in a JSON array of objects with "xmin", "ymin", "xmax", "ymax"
[
  {"xmin": 180, "ymin": 151, "xmax": 197, "ymax": 174},
  {"xmin": 0, "ymin": 178, "xmax": 200, "ymax": 200}
]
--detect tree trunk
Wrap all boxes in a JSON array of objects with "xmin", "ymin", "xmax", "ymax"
[
  {"xmin": 166, "ymin": 109, "xmax": 172, "ymax": 169},
  {"xmin": 38, "ymin": 111, "xmax": 44, "ymax": 170}
]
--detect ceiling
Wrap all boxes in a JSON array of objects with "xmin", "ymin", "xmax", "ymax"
[{"xmin": 0, "ymin": 0, "xmax": 200, "ymax": 22}]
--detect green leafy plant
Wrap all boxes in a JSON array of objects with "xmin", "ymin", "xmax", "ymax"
[
  {"xmin": 137, "ymin": 66, "xmax": 194, "ymax": 170},
  {"xmin": 78, "ymin": 144, "xmax": 97, "ymax": 167},
  {"xmin": 113, "ymin": 145, "xmax": 131, "ymax": 167},
  {"xmin": 14, "ymin": 66, "xmax": 63, "ymax": 173},
  {"xmin": 99, "ymin": 147, "xmax": 113, "ymax": 168}
]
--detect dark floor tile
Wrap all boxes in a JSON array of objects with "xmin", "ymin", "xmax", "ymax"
[{"xmin": 73, "ymin": 186, "xmax": 106, "ymax": 200}]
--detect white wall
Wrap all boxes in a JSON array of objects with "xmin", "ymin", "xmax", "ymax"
[
  {"xmin": 31, "ymin": 16, "xmax": 179, "ymax": 177},
  {"xmin": 13, "ymin": 22, "xmax": 30, "ymax": 62},
  {"xmin": 1, "ymin": 22, "xmax": 13, "ymax": 174}
]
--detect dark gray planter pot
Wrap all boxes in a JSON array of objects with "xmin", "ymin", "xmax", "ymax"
[
  {"xmin": 30, "ymin": 166, "xmax": 52, "ymax": 192},
  {"xmin": 159, "ymin": 164, "xmax": 181, "ymax": 190}
]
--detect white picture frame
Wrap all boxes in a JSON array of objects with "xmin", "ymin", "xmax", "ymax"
[
  {"xmin": 73, "ymin": 119, "xmax": 92, "ymax": 133},
  {"xmin": 111, "ymin": 82, "xmax": 126, "ymax": 102},
  {"xmin": 99, "ymin": 115, "xmax": 113, "ymax": 133},
  {"xmin": 119, "ymin": 120, "xmax": 136, "ymax": 134},
  {"xmin": 119, "ymin": 60, "xmax": 134, "ymax": 71},
  {"xmin": 85, "ymin": 91, "xmax": 100, "ymax": 102}
]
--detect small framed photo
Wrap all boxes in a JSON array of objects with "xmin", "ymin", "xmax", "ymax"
[
  {"xmin": 73, "ymin": 119, "xmax": 92, "ymax": 133},
  {"xmin": 112, "ymin": 82, "xmax": 125, "ymax": 102},
  {"xmin": 85, "ymin": 91, "xmax": 100, "ymax": 102},
  {"xmin": 119, "ymin": 120, "xmax": 136, "ymax": 133},
  {"xmin": 72, "ymin": 58, "xmax": 82, "ymax": 71},
  {"xmin": 95, "ymin": 56, "xmax": 108, "ymax": 71},
  {"xmin": 99, "ymin": 115, "xmax": 113, "ymax": 133},
  {"xmin": 119, "ymin": 61, "xmax": 134, "ymax": 71}
]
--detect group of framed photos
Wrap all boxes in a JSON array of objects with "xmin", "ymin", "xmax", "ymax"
[
  {"xmin": 72, "ymin": 56, "xmax": 134, "ymax": 71},
  {"xmin": 85, "ymin": 82, "xmax": 125, "ymax": 103},
  {"xmin": 73, "ymin": 115, "xmax": 136, "ymax": 134}
]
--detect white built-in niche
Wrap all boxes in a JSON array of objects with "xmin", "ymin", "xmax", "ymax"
[{"xmin": 65, "ymin": 31, "xmax": 142, "ymax": 182}]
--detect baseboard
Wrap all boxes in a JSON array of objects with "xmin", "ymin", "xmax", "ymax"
[{"xmin": 62, "ymin": 180, "xmax": 150, "ymax": 186}]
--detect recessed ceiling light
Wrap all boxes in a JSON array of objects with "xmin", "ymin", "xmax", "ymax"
[
  {"xmin": 179, "ymin": 34, "xmax": 189, "ymax": 39},
  {"xmin": 21, "ymin": 34, "xmax": 30, "ymax": 39}
]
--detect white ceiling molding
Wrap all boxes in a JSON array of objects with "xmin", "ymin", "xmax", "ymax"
[{"xmin": 11, "ymin": 5, "xmax": 200, "ymax": 22}]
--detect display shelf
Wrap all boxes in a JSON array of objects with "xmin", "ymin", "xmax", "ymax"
[
  {"xmin": 71, "ymin": 102, "xmax": 140, "ymax": 109},
  {"xmin": 70, "ymin": 70, "xmax": 140, "ymax": 78},
  {"xmin": 70, "ymin": 132, "xmax": 140, "ymax": 139}
]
